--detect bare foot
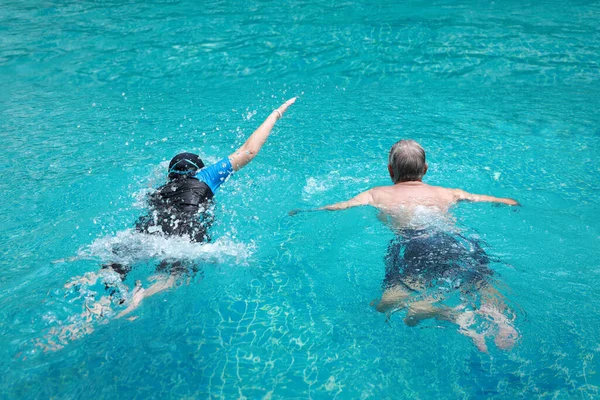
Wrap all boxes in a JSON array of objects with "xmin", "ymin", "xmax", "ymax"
[
  {"xmin": 455, "ymin": 310, "xmax": 489, "ymax": 353},
  {"xmin": 495, "ymin": 324, "xmax": 518, "ymax": 349},
  {"xmin": 468, "ymin": 331, "xmax": 489, "ymax": 353},
  {"xmin": 403, "ymin": 300, "xmax": 453, "ymax": 327},
  {"xmin": 478, "ymin": 304, "xmax": 519, "ymax": 350},
  {"xmin": 117, "ymin": 280, "xmax": 145, "ymax": 319}
]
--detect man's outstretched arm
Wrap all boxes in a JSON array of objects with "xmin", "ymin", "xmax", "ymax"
[
  {"xmin": 320, "ymin": 190, "xmax": 374, "ymax": 211},
  {"xmin": 228, "ymin": 97, "xmax": 296, "ymax": 172},
  {"xmin": 290, "ymin": 190, "xmax": 374, "ymax": 215},
  {"xmin": 453, "ymin": 189, "xmax": 519, "ymax": 206}
]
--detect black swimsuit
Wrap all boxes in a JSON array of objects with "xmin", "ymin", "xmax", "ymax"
[
  {"xmin": 135, "ymin": 176, "xmax": 215, "ymax": 243},
  {"xmin": 384, "ymin": 229, "xmax": 493, "ymax": 293},
  {"xmin": 104, "ymin": 177, "xmax": 214, "ymax": 279}
]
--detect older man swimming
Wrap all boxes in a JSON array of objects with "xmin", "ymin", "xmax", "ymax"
[{"xmin": 293, "ymin": 140, "xmax": 519, "ymax": 352}]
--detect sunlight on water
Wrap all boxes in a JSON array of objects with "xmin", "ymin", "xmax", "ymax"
[{"xmin": 1, "ymin": 0, "xmax": 600, "ymax": 398}]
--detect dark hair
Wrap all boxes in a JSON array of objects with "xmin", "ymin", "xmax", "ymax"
[{"xmin": 168, "ymin": 152, "xmax": 204, "ymax": 180}]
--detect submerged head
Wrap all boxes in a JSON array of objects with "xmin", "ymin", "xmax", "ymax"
[
  {"xmin": 388, "ymin": 140, "xmax": 428, "ymax": 183},
  {"xmin": 168, "ymin": 152, "xmax": 204, "ymax": 180}
]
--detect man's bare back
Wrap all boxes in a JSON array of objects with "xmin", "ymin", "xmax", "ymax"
[
  {"xmin": 371, "ymin": 182, "xmax": 457, "ymax": 213},
  {"xmin": 320, "ymin": 181, "xmax": 517, "ymax": 230}
]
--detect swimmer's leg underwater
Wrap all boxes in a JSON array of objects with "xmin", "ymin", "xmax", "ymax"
[
  {"xmin": 375, "ymin": 284, "xmax": 512, "ymax": 353},
  {"xmin": 374, "ymin": 233, "xmax": 518, "ymax": 352},
  {"xmin": 375, "ymin": 284, "xmax": 457, "ymax": 326},
  {"xmin": 116, "ymin": 260, "xmax": 189, "ymax": 319},
  {"xmin": 476, "ymin": 286, "xmax": 519, "ymax": 349},
  {"xmin": 38, "ymin": 270, "xmax": 128, "ymax": 352},
  {"xmin": 375, "ymin": 233, "xmax": 458, "ymax": 325}
]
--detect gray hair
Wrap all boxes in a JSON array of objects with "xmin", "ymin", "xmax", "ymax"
[{"xmin": 388, "ymin": 140, "xmax": 426, "ymax": 183}]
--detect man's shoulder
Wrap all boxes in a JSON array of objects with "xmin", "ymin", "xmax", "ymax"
[
  {"xmin": 369, "ymin": 185, "xmax": 394, "ymax": 196},
  {"xmin": 433, "ymin": 184, "xmax": 455, "ymax": 191},
  {"xmin": 426, "ymin": 184, "xmax": 461, "ymax": 197},
  {"xmin": 370, "ymin": 185, "xmax": 396, "ymax": 192}
]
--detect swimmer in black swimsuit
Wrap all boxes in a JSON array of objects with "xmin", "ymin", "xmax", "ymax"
[
  {"xmin": 102, "ymin": 152, "xmax": 231, "ymax": 282},
  {"xmin": 114, "ymin": 98, "xmax": 297, "ymax": 318},
  {"xmin": 61, "ymin": 98, "xmax": 296, "ymax": 331},
  {"xmin": 294, "ymin": 140, "xmax": 519, "ymax": 352}
]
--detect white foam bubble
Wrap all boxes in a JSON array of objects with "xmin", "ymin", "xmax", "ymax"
[
  {"xmin": 90, "ymin": 155, "xmax": 249, "ymax": 267},
  {"xmin": 411, "ymin": 205, "xmax": 455, "ymax": 228},
  {"xmin": 302, "ymin": 177, "xmax": 331, "ymax": 200},
  {"xmin": 131, "ymin": 161, "xmax": 169, "ymax": 208},
  {"xmin": 79, "ymin": 229, "xmax": 252, "ymax": 266},
  {"xmin": 302, "ymin": 172, "xmax": 371, "ymax": 201},
  {"xmin": 380, "ymin": 204, "xmax": 457, "ymax": 232}
]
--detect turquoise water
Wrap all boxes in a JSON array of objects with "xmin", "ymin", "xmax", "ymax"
[{"xmin": 2, "ymin": 0, "xmax": 600, "ymax": 397}]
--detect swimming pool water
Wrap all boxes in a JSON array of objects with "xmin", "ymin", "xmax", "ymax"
[{"xmin": 1, "ymin": 0, "xmax": 599, "ymax": 398}]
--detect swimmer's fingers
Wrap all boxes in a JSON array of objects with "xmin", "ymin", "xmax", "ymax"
[
  {"xmin": 288, "ymin": 208, "xmax": 313, "ymax": 216},
  {"xmin": 276, "ymin": 97, "xmax": 297, "ymax": 117},
  {"xmin": 492, "ymin": 200, "xmax": 520, "ymax": 208},
  {"xmin": 52, "ymin": 256, "xmax": 76, "ymax": 264},
  {"xmin": 493, "ymin": 203, "xmax": 521, "ymax": 214},
  {"xmin": 288, "ymin": 207, "xmax": 324, "ymax": 216}
]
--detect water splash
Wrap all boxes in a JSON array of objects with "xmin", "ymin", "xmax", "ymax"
[{"xmin": 80, "ymin": 229, "xmax": 253, "ymax": 266}]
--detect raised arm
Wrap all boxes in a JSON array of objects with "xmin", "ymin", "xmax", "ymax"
[
  {"xmin": 289, "ymin": 190, "xmax": 374, "ymax": 215},
  {"xmin": 453, "ymin": 189, "xmax": 519, "ymax": 206},
  {"xmin": 228, "ymin": 98, "xmax": 296, "ymax": 171}
]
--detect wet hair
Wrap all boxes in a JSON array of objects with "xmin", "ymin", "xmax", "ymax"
[
  {"xmin": 168, "ymin": 152, "xmax": 204, "ymax": 180},
  {"xmin": 388, "ymin": 140, "xmax": 426, "ymax": 183}
]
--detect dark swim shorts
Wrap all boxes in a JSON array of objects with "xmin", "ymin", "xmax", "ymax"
[
  {"xmin": 384, "ymin": 229, "xmax": 494, "ymax": 293},
  {"xmin": 102, "ymin": 259, "xmax": 201, "ymax": 281}
]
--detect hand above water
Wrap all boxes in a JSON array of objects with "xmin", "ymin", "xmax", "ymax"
[
  {"xmin": 228, "ymin": 96, "xmax": 297, "ymax": 172},
  {"xmin": 273, "ymin": 97, "xmax": 297, "ymax": 119}
]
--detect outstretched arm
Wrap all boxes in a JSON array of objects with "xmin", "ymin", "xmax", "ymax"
[
  {"xmin": 290, "ymin": 190, "xmax": 374, "ymax": 215},
  {"xmin": 320, "ymin": 190, "xmax": 374, "ymax": 211},
  {"xmin": 228, "ymin": 98, "xmax": 296, "ymax": 171},
  {"xmin": 453, "ymin": 189, "xmax": 519, "ymax": 206}
]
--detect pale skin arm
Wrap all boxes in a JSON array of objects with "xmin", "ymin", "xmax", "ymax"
[
  {"xmin": 228, "ymin": 97, "xmax": 296, "ymax": 171},
  {"xmin": 320, "ymin": 189, "xmax": 374, "ymax": 210},
  {"xmin": 289, "ymin": 190, "xmax": 374, "ymax": 215},
  {"xmin": 453, "ymin": 189, "xmax": 519, "ymax": 206}
]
